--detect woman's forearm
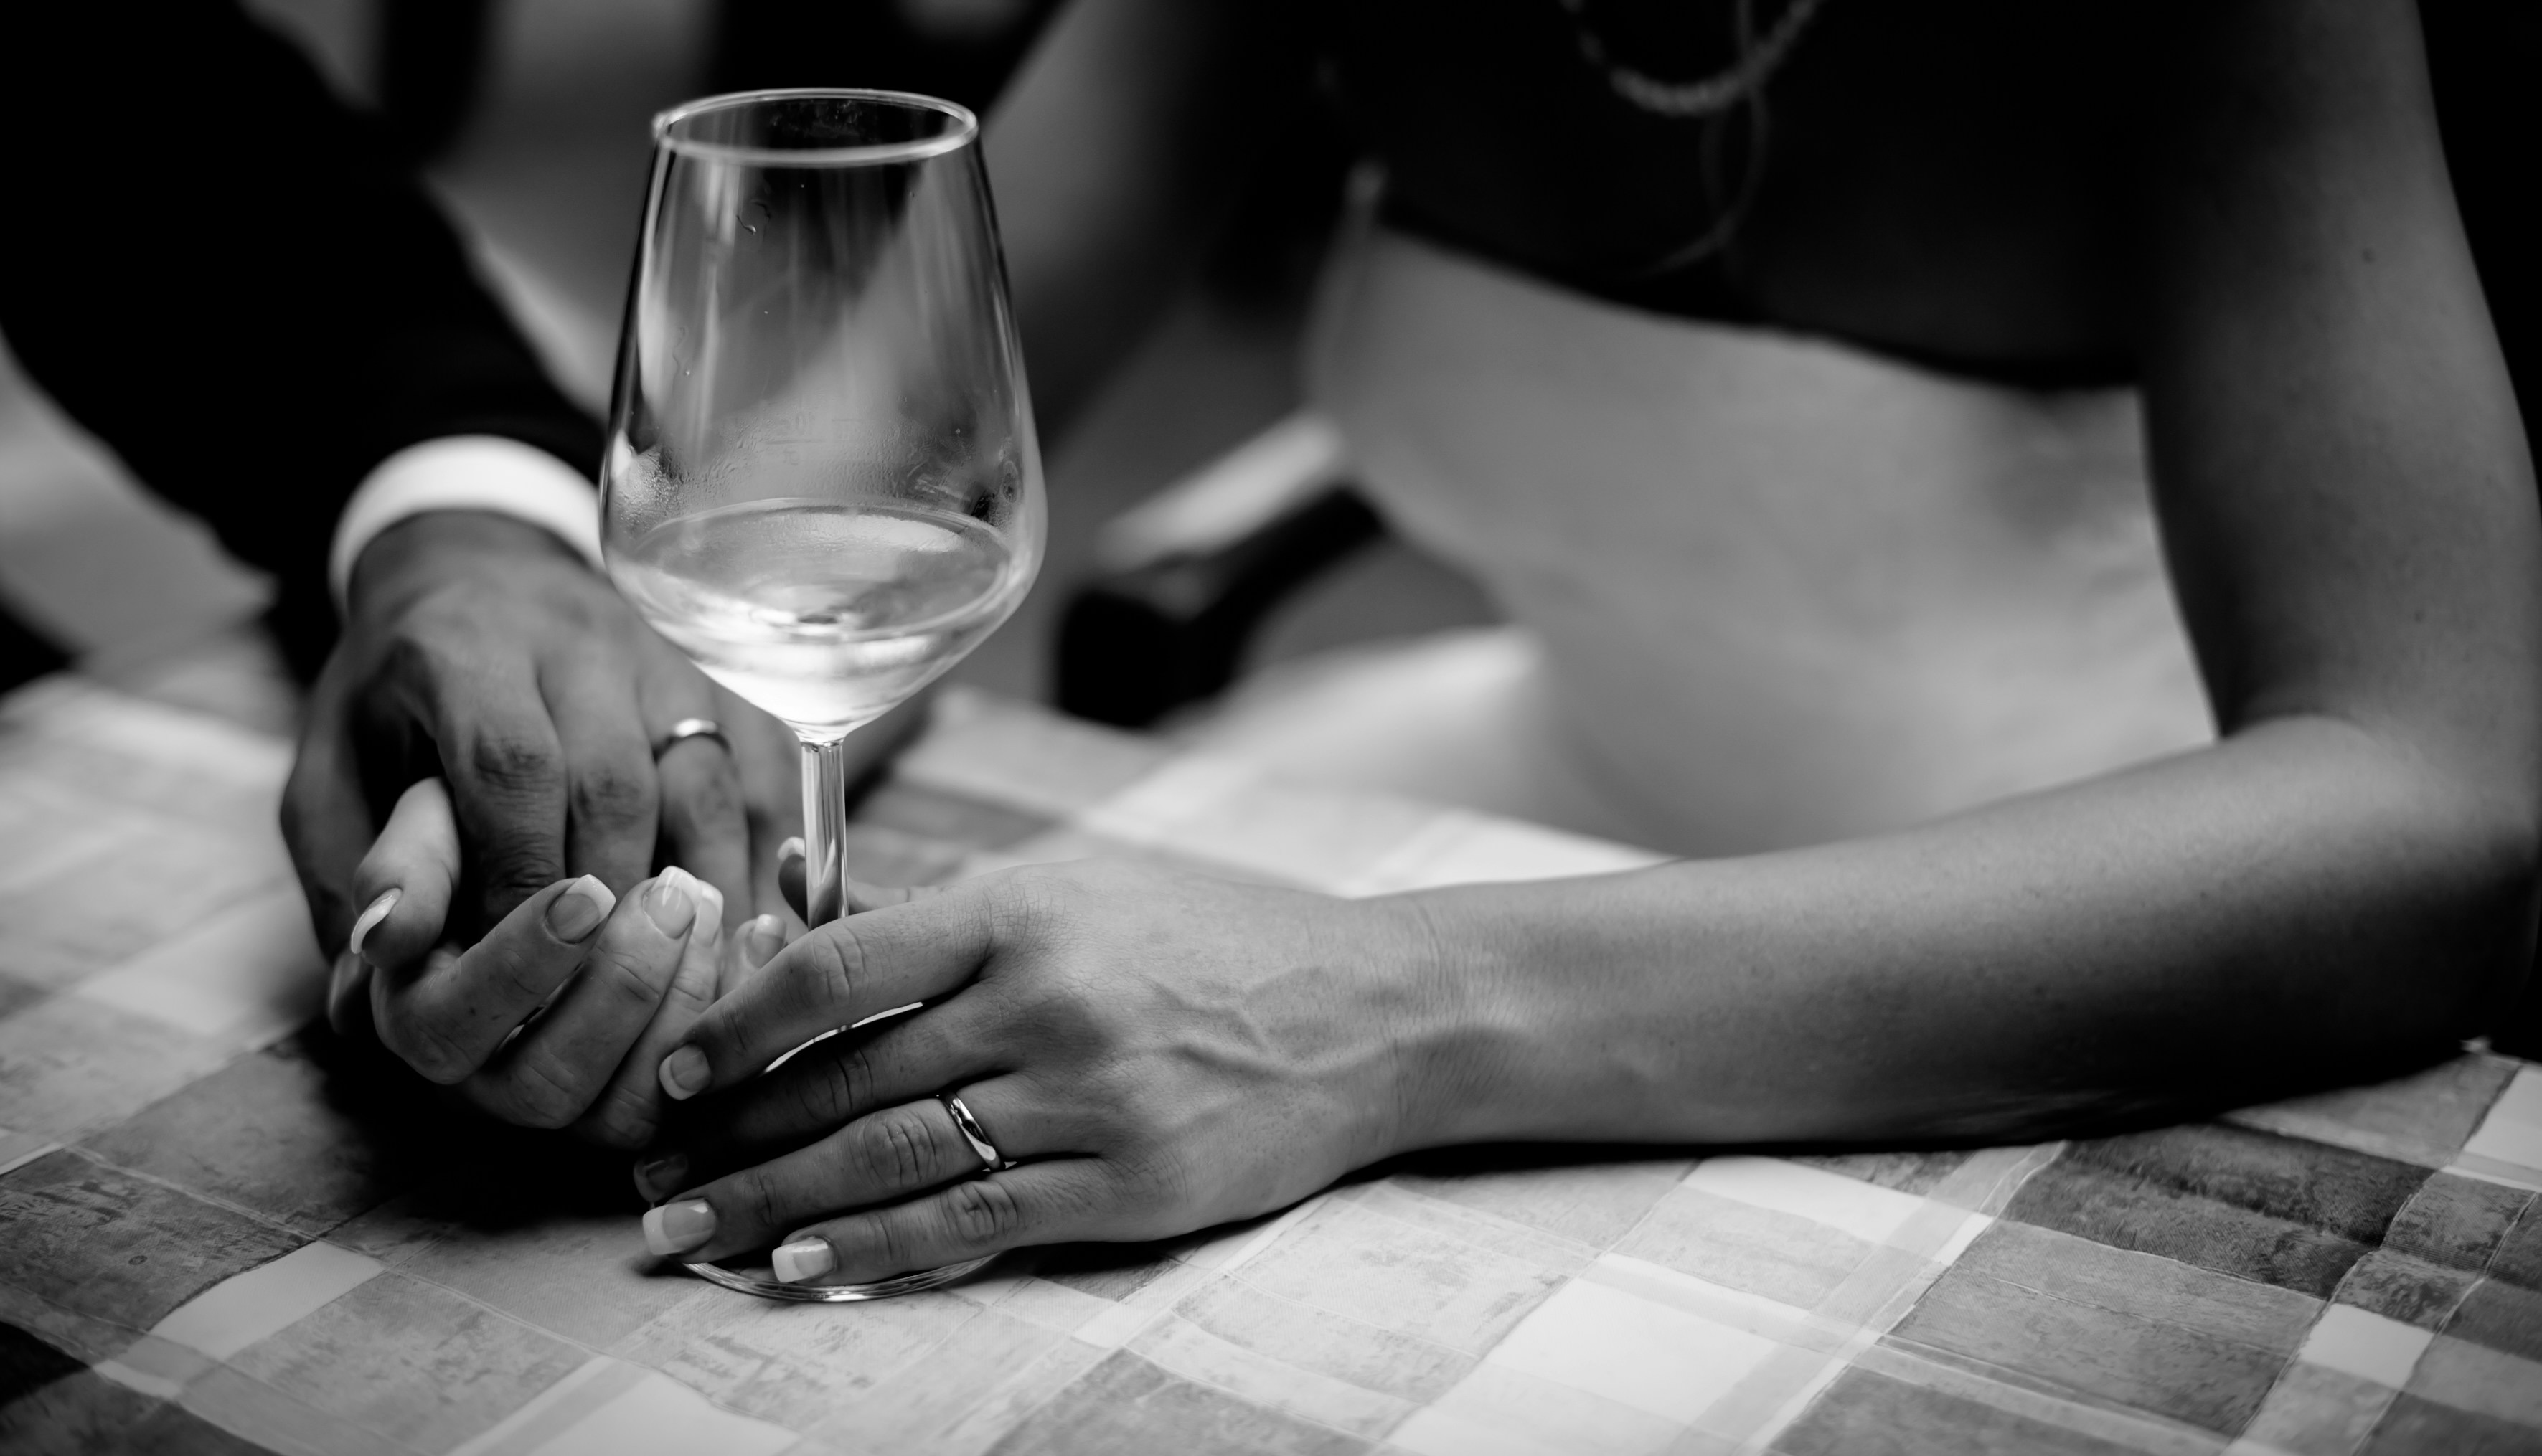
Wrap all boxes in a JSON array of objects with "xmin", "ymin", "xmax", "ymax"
[
  {"xmin": 1382, "ymin": 713, "xmax": 2536, "ymax": 1153},
  {"xmin": 987, "ymin": 0, "xmax": 1312, "ymax": 438}
]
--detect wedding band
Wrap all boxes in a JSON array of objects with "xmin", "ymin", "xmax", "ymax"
[
  {"xmin": 653, "ymin": 717, "xmax": 730, "ymax": 760},
  {"xmin": 939, "ymin": 1092, "xmax": 1016, "ymax": 1172}
]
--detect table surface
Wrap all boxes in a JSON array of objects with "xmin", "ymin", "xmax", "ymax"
[{"xmin": 1, "ymin": 675, "xmax": 2538, "ymax": 1456}]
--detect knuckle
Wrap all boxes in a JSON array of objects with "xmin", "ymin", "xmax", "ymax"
[
  {"xmin": 663, "ymin": 752, "xmax": 745, "ymax": 822},
  {"xmin": 802, "ymin": 1046, "xmax": 875, "ymax": 1124},
  {"xmin": 570, "ymin": 757, "xmax": 655, "ymax": 827},
  {"xmin": 985, "ymin": 866, "xmax": 1114, "ymax": 952},
  {"xmin": 853, "ymin": 1110, "xmax": 945, "ymax": 1190},
  {"xmin": 664, "ymin": 958, "xmax": 719, "ymax": 1017},
  {"xmin": 466, "ymin": 732, "xmax": 561, "ymax": 798},
  {"xmin": 388, "ymin": 621, "xmax": 499, "ymax": 701},
  {"xmin": 584, "ymin": 947, "xmax": 672, "ymax": 1011},
  {"xmin": 477, "ymin": 854, "xmax": 557, "ymax": 907},
  {"xmin": 732, "ymin": 1168, "xmax": 783, "ymax": 1234},
  {"xmin": 474, "ymin": 944, "xmax": 564, "ymax": 1012},
  {"xmin": 376, "ymin": 629, "xmax": 453, "ymax": 690},
  {"xmin": 578, "ymin": 1093, "xmax": 655, "ymax": 1150},
  {"xmin": 873, "ymin": 1223, "xmax": 918, "ymax": 1275},
  {"xmin": 380, "ymin": 1009, "xmax": 475, "ymax": 1086},
  {"xmin": 1014, "ymin": 975, "xmax": 1101, "ymax": 1047},
  {"xmin": 943, "ymin": 1176, "xmax": 1024, "ymax": 1247},
  {"xmin": 497, "ymin": 1056, "xmax": 588, "ymax": 1130},
  {"xmin": 987, "ymin": 871, "xmax": 1069, "ymax": 935},
  {"xmin": 800, "ymin": 926, "xmax": 865, "ymax": 1014},
  {"xmin": 1123, "ymin": 1145, "xmax": 1194, "ymax": 1211}
]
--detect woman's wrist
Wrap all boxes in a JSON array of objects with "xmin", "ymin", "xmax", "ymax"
[
  {"xmin": 1347, "ymin": 887, "xmax": 1530, "ymax": 1158},
  {"xmin": 1359, "ymin": 875, "xmax": 1700, "ymax": 1154}
]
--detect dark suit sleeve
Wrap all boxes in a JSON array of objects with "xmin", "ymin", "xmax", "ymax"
[{"xmin": 0, "ymin": 1, "xmax": 603, "ymax": 673}]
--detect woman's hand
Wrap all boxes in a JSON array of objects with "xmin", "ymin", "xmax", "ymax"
[
  {"xmin": 629, "ymin": 861, "xmax": 1446, "ymax": 1287},
  {"xmin": 327, "ymin": 777, "xmax": 793, "ymax": 1148}
]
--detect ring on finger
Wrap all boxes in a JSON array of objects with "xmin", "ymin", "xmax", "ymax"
[
  {"xmin": 938, "ymin": 1091, "xmax": 1017, "ymax": 1173},
  {"xmin": 653, "ymin": 717, "xmax": 731, "ymax": 761}
]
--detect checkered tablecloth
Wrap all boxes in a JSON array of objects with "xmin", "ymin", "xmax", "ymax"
[{"xmin": 2, "ymin": 679, "xmax": 2536, "ymax": 1455}]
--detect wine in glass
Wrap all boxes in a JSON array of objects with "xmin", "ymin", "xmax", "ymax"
[{"xmin": 601, "ymin": 89, "xmax": 1044, "ymax": 1300}]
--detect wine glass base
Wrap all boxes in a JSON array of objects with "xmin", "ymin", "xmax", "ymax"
[{"xmin": 683, "ymin": 1254, "xmax": 996, "ymax": 1302}]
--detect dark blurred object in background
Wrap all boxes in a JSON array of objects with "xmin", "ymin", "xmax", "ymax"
[
  {"xmin": 377, "ymin": 0, "xmax": 494, "ymax": 160},
  {"xmin": 365, "ymin": 0, "xmax": 1065, "ymax": 163},
  {"xmin": 0, "ymin": 605, "xmax": 65, "ymax": 694},
  {"xmin": 2421, "ymin": 0, "xmax": 2539, "ymax": 443},
  {"xmin": 711, "ymin": 0, "xmax": 1062, "ymax": 113}
]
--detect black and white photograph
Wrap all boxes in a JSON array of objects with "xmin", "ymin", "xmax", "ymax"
[{"xmin": 0, "ymin": 2, "xmax": 2538, "ymax": 1452}]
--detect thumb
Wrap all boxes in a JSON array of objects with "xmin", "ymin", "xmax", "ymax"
[
  {"xmin": 778, "ymin": 833, "xmax": 941, "ymax": 922},
  {"xmin": 778, "ymin": 836, "xmax": 806, "ymax": 925},
  {"xmin": 656, "ymin": 882, "xmax": 993, "ymax": 1102}
]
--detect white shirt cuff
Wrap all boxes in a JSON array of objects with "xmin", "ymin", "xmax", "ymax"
[{"xmin": 329, "ymin": 435, "xmax": 604, "ymax": 606}]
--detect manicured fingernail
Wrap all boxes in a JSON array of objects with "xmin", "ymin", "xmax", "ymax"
[
  {"xmin": 633, "ymin": 1153, "xmax": 689, "ymax": 1202},
  {"xmin": 741, "ymin": 914, "xmax": 785, "ymax": 968},
  {"xmin": 347, "ymin": 889, "xmax": 400, "ymax": 958},
  {"xmin": 772, "ymin": 1238, "xmax": 834, "ymax": 1284},
  {"xmin": 778, "ymin": 836, "xmax": 805, "ymax": 866},
  {"xmin": 644, "ymin": 870, "xmax": 697, "ymax": 937},
  {"xmin": 546, "ymin": 876, "xmax": 613, "ymax": 940},
  {"xmin": 692, "ymin": 881, "xmax": 725, "ymax": 940},
  {"xmin": 659, "ymin": 1045, "xmax": 710, "ymax": 1100},
  {"xmin": 642, "ymin": 1199, "xmax": 715, "ymax": 1257}
]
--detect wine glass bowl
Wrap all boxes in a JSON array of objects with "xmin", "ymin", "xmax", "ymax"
[
  {"xmin": 607, "ymin": 89, "xmax": 1042, "ymax": 744},
  {"xmin": 601, "ymin": 88, "xmax": 1043, "ymax": 1300}
]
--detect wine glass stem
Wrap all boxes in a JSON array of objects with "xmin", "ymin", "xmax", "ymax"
[{"xmin": 799, "ymin": 732, "xmax": 850, "ymax": 927}]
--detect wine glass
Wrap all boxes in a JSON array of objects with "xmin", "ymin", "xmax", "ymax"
[{"xmin": 601, "ymin": 89, "xmax": 1044, "ymax": 1300}]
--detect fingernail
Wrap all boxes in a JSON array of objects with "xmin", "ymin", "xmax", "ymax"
[
  {"xmin": 633, "ymin": 1153, "xmax": 689, "ymax": 1202},
  {"xmin": 778, "ymin": 836, "xmax": 805, "ymax": 865},
  {"xmin": 644, "ymin": 869, "xmax": 697, "ymax": 937},
  {"xmin": 741, "ymin": 914, "xmax": 785, "ymax": 968},
  {"xmin": 546, "ymin": 876, "xmax": 613, "ymax": 940},
  {"xmin": 642, "ymin": 1199, "xmax": 715, "ymax": 1257},
  {"xmin": 347, "ymin": 888, "xmax": 400, "ymax": 958},
  {"xmin": 693, "ymin": 881, "xmax": 725, "ymax": 940},
  {"xmin": 659, "ymin": 1045, "xmax": 710, "ymax": 1100},
  {"xmin": 772, "ymin": 1238, "xmax": 834, "ymax": 1284}
]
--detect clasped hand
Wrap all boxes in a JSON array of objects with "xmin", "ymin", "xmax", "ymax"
[
  {"xmin": 326, "ymin": 777, "xmax": 792, "ymax": 1147},
  {"xmin": 329, "ymin": 797, "xmax": 1438, "ymax": 1273},
  {"xmin": 630, "ymin": 861, "xmax": 1440, "ymax": 1285},
  {"xmin": 283, "ymin": 509, "xmax": 827, "ymax": 1140},
  {"xmin": 283, "ymin": 512, "xmax": 1442, "ymax": 1273},
  {"xmin": 283, "ymin": 510, "xmax": 804, "ymax": 988}
]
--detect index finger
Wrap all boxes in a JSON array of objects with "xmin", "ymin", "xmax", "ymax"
[
  {"xmin": 415, "ymin": 659, "xmax": 571, "ymax": 935},
  {"xmin": 375, "ymin": 874, "xmax": 616, "ymax": 1084},
  {"xmin": 656, "ymin": 888, "xmax": 992, "ymax": 1102}
]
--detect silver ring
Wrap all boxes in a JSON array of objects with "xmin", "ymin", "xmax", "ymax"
[
  {"xmin": 938, "ymin": 1092, "xmax": 1016, "ymax": 1172},
  {"xmin": 653, "ymin": 717, "xmax": 730, "ymax": 760}
]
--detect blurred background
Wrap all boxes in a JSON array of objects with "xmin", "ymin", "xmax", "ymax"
[
  {"xmin": 0, "ymin": 0, "xmax": 1494, "ymax": 735},
  {"xmin": 0, "ymin": 0, "xmax": 2526, "ymax": 741}
]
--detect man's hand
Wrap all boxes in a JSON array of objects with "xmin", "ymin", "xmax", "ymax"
[{"xmin": 283, "ymin": 510, "xmax": 802, "ymax": 960}]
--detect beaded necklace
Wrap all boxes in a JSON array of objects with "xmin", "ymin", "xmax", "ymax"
[{"xmin": 1550, "ymin": 0, "xmax": 1832, "ymax": 273}]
